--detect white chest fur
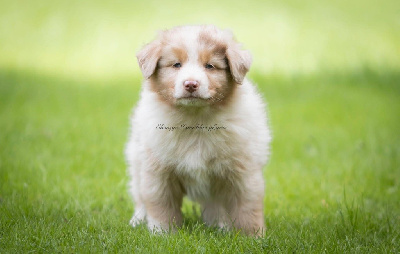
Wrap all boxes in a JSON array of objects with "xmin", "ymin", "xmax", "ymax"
[{"xmin": 148, "ymin": 123, "xmax": 238, "ymax": 201}]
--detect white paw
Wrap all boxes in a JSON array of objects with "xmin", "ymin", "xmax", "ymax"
[
  {"xmin": 218, "ymin": 221, "xmax": 228, "ymax": 229},
  {"xmin": 146, "ymin": 215, "xmax": 164, "ymax": 233},
  {"xmin": 129, "ymin": 206, "xmax": 146, "ymax": 227},
  {"xmin": 129, "ymin": 216, "xmax": 144, "ymax": 227}
]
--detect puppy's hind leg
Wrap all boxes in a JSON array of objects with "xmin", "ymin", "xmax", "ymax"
[
  {"xmin": 202, "ymin": 201, "xmax": 228, "ymax": 229},
  {"xmin": 223, "ymin": 171, "xmax": 266, "ymax": 236}
]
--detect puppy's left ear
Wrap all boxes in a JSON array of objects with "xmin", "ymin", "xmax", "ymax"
[
  {"xmin": 226, "ymin": 46, "xmax": 252, "ymax": 84},
  {"xmin": 136, "ymin": 40, "xmax": 162, "ymax": 79}
]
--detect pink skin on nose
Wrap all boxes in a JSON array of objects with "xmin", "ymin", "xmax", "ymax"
[{"xmin": 184, "ymin": 80, "xmax": 199, "ymax": 93}]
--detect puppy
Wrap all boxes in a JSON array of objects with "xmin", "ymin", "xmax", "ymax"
[{"xmin": 126, "ymin": 25, "xmax": 271, "ymax": 236}]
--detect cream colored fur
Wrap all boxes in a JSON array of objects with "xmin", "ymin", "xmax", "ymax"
[{"xmin": 126, "ymin": 25, "xmax": 271, "ymax": 236}]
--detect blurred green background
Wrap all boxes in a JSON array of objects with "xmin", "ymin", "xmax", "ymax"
[
  {"xmin": 0, "ymin": 0, "xmax": 399, "ymax": 252},
  {"xmin": 1, "ymin": 0, "xmax": 399, "ymax": 77}
]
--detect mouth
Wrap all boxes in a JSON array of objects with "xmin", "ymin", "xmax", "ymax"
[
  {"xmin": 176, "ymin": 96, "xmax": 209, "ymax": 106},
  {"xmin": 177, "ymin": 94, "xmax": 207, "ymax": 100},
  {"xmin": 180, "ymin": 95, "xmax": 201, "ymax": 99}
]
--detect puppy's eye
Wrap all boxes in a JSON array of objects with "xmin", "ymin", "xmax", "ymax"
[
  {"xmin": 173, "ymin": 63, "xmax": 182, "ymax": 68},
  {"xmin": 205, "ymin": 63, "xmax": 215, "ymax": 69}
]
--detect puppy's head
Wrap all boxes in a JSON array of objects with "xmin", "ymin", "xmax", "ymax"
[{"xmin": 137, "ymin": 25, "xmax": 252, "ymax": 107}]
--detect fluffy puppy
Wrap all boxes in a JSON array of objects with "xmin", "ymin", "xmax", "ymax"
[{"xmin": 126, "ymin": 25, "xmax": 271, "ymax": 236}]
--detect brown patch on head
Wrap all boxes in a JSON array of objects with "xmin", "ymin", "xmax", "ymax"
[
  {"xmin": 205, "ymin": 68, "xmax": 236, "ymax": 107},
  {"xmin": 158, "ymin": 44, "xmax": 189, "ymax": 68},
  {"xmin": 149, "ymin": 68, "xmax": 177, "ymax": 106},
  {"xmin": 171, "ymin": 47, "xmax": 188, "ymax": 63},
  {"xmin": 199, "ymin": 26, "xmax": 252, "ymax": 85},
  {"xmin": 197, "ymin": 28, "xmax": 237, "ymax": 106},
  {"xmin": 198, "ymin": 29, "xmax": 227, "ymax": 65},
  {"xmin": 148, "ymin": 35, "xmax": 190, "ymax": 106}
]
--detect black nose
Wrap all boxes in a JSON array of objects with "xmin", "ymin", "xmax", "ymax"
[{"xmin": 184, "ymin": 80, "xmax": 199, "ymax": 93}]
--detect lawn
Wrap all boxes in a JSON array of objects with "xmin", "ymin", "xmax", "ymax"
[{"xmin": 1, "ymin": 0, "xmax": 399, "ymax": 253}]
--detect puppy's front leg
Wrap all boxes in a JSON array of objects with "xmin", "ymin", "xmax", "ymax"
[{"xmin": 141, "ymin": 169, "xmax": 183, "ymax": 232}]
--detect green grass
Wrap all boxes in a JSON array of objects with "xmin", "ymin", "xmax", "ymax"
[{"xmin": 1, "ymin": 0, "xmax": 400, "ymax": 252}]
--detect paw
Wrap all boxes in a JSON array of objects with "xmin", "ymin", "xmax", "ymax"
[
  {"xmin": 129, "ymin": 207, "xmax": 146, "ymax": 227},
  {"xmin": 129, "ymin": 216, "xmax": 145, "ymax": 227},
  {"xmin": 146, "ymin": 215, "xmax": 165, "ymax": 233},
  {"xmin": 146, "ymin": 215, "xmax": 181, "ymax": 233}
]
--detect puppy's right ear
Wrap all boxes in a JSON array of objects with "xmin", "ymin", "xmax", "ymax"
[{"xmin": 136, "ymin": 40, "xmax": 162, "ymax": 79}]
